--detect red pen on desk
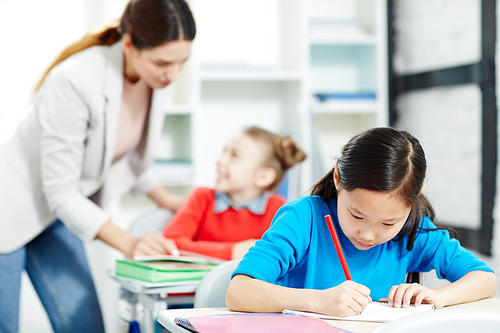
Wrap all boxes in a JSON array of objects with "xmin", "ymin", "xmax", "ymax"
[{"xmin": 325, "ymin": 214, "xmax": 352, "ymax": 281}]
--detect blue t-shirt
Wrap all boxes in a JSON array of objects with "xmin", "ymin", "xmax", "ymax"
[{"xmin": 232, "ymin": 196, "xmax": 494, "ymax": 301}]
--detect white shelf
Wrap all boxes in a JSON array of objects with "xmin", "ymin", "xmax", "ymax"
[
  {"xmin": 200, "ymin": 70, "xmax": 303, "ymax": 82},
  {"xmin": 310, "ymin": 35, "xmax": 377, "ymax": 45},
  {"xmin": 164, "ymin": 104, "xmax": 193, "ymax": 115},
  {"xmin": 300, "ymin": 0, "xmax": 389, "ymax": 190}
]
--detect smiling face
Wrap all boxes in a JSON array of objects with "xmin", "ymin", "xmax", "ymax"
[
  {"xmin": 215, "ymin": 133, "xmax": 273, "ymax": 205},
  {"xmin": 123, "ymin": 36, "xmax": 192, "ymax": 89},
  {"xmin": 334, "ymin": 167, "xmax": 411, "ymax": 250}
]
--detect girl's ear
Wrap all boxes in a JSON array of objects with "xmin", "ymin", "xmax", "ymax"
[
  {"xmin": 333, "ymin": 164, "xmax": 340, "ymax": 190},
  {"xmin": 255, "ymin": 167, "xmax": 277, "ymax": 189}
]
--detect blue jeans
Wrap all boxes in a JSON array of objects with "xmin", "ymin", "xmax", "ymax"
[{"xmin": 0, "ymin": 220, "xmax": 104, "ymax": 333}]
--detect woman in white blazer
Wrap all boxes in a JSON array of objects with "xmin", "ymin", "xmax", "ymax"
[{"xmin": 0, "ymin": 1, "xmax": 195, "ymax": 332}]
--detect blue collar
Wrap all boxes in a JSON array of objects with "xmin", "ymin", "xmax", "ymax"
[{"xmin": 214, "ymin": 192, "xmax": 271, "ymax": 215}]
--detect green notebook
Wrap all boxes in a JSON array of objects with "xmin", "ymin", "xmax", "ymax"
[{"xmin": 115, "ymin": 259, "xmax": 216, "ymax": 283}]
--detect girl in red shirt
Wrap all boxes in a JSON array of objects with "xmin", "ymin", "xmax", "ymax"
[{"xmin": 163, "ymin": 126, "xmax": 306, "ymax": 260}]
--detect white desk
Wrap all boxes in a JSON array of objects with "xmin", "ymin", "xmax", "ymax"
[
  {"xmin": 109, "ymin": 272, "xmax": 199, "ymax": 333},
  {"xmin": 157, "ymin": 298, "xmax": 500, "ymax": 333}
]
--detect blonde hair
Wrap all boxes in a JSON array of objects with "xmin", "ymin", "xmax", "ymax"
[
  {"xmin": 243, "ymin": 126, "xmax": 306, "ymax": 190},
  {"xmin": 34, "ymin": 0, "xmax": 196, "ymax": 92}
]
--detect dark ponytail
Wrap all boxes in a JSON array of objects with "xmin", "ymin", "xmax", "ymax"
[{"xmin": 310, "ymin": 168, "xmax": 337, "ymax": 201}]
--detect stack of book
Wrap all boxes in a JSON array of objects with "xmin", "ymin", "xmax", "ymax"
[{"xmin": 116, "ymin": 254, "xmax": 222, "ymax": 283}]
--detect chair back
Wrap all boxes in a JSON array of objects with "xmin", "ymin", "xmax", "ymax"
[
  {"xmin": 194, "ymin": 260, "xmax": 241, "ymax": 308},
  {"xmin": 128, "ymin": 208, "xmax": 173, "ymax": 237},
  {"xmin": 375, "ymin": 308, "xmax": 500, "ymax": 333}
]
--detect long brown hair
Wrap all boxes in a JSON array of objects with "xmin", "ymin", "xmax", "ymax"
[
  {"xmin": 35, "ymin": 0, "xmax": 196, "ymax": 91},
  {"xmin": 243, "ymin": 126, "xmax": 306, "ymax": 190},
  {"xmin": 311, "ymin": 127, "xmax": 450, "ymax": 251}
]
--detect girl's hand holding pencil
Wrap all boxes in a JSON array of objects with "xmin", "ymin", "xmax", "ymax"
[{"xmin": 313, "ymin": 281, "xmax": 372, "ymax": 317}]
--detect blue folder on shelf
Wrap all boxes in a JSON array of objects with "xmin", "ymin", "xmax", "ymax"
[{"xmin": 313, "ymin": 92, "xmax": 376, "ymax": 102}]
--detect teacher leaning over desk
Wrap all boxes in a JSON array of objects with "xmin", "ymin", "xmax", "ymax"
[{"xmin": 0, "ymin": 0, "xmax": 195, "ymax": 332}]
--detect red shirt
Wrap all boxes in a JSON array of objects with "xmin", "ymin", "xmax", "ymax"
[{"xmin": 163, "ymin": 187, "xmax": 286, "ymax": 260}]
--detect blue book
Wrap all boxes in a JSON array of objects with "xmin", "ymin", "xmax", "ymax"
[{"xmin": 314, "ymin": 92, "xmax": 376, "ymax": 102}]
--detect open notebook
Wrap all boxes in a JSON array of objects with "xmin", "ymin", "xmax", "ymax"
[
  {"xmin": 133, "ymin": 250, "xmax": 226, "ymax": 264},
  {"xmin": 283, "ymin": 301, "xmax": 435, "ymax": 323}
]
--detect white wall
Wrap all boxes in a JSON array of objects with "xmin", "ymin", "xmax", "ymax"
[
  {"xmin": 0, "ymin": 0, "xmax": 87, "ymax": 143},
  {"xmin": 393, "ymin": 0, "xmax": 482, "ymax": 229},
  {"xmin": 393, "ymin": 0, "xmax": 500, "ymax": 278}
]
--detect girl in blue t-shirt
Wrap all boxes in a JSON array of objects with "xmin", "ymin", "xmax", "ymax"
[{"xmin": 226, "ymin": 127, "xmax": 496, "ymax": 318}]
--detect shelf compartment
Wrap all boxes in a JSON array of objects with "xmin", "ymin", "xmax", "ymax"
[
  {"xmin": 156, "ymin": 114, "xmax": 192, "ymax": 163},
  {"xmin": 310, "ymin": 112, "xmax": 378, "ymax": 177},
  {"xmin": 309, "ymin": 44, "xmax": 376, "ymax": 95},
  {"xmin": 193, "ymin": 0, "xmax": 304, "ymax": 74}
]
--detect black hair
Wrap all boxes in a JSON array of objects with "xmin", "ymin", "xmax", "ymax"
[{"xmin": 311, "ymin": 127, "xmax": 456, "ymax": 250}]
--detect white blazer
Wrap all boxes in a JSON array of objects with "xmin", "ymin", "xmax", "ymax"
[{"xmin": 0, "ymin": 42, "xmax": 168, "ymax": 253}]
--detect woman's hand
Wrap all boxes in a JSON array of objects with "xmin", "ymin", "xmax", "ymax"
[
  {"xmin": 312, "ymin": 281, "xmax": 372, "ymax": 317},
  {"xmin": 386, "ymin": 283, "xmax": 444, "ymax": 309},
  {"xmin": 96, "ymin": 221, "xmax": 180, "ymax": 258},
  {"xmin": 132, "ymin": 231, "xmax": 180, "ymax": 257}
]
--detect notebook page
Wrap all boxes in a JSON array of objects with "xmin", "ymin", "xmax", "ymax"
[{"xmin": 283, "ymin": 301, "xmax": 435, "ymax": 323}]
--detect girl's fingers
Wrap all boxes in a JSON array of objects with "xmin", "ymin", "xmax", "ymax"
[
  {"xmin": 346, "ymin": 282, "xmax": 372, "ymax": 314},
  {"xmin": 387, "ymin": 285, "xmax": 398, "ymax": 306},
  {"xmin": 352, "ymin": 282, "xmax": 372, "ymax": 297},
  {"xmin": 345, "ymin": 301, "xmax": 364, "ymax": 316},
  {"xmin": 325, "ymin": 282, "xmax": 372, "ymax": 317},
  {"xmin": 390, "ymin": 284, "xmax": 411, "ymax": 307},
  {"xmin": 388, "ymin": 283, "xmax": 428, "ymax": 308},
  {"xmin": 401, "ymin": 284, "xmax": 427, "ymax": 307},
  {"xmin": 413, "ymin": 289, "xmax": 431, "ymax": 306}
]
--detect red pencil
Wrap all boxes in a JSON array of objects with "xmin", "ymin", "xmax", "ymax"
[{"xmin": 324, "ymin": 214, "xmax": 352, "ymax": 281}]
